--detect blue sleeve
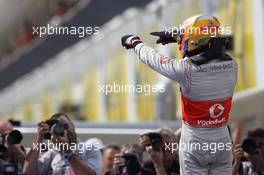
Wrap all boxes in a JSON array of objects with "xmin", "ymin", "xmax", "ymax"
[{"xmin": 80, "ymin": 139, "xmax": 102, "ymax": 175}]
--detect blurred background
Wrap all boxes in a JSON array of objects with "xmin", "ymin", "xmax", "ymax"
[{"xmin": 0, "ymin": 0, "xmax": 263, "ymax": 145}]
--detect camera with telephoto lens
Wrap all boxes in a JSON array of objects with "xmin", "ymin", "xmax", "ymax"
[
  {"xmin": 0, "ymin": 130, "xmax": 23, "ymax": 166},
  {"xmin": 242, "ymin": 138, "xmax": 260, "ymax": 155},
  {"xmin": 0, "ymin": 131, "xmax": 22, "ymax": 175},
  {"xmin": 7, "ymin": 130, "xmax": 23, "ymax": 145},
  {"xmin": 120, "ymin": 153, "xmax": 141, "ymax": 175},
  {"xmin": 145, "ymin": 132, "xmax": 163, "ymax": 152},
  {"xmin": 0, "ymin": 120, "xmax": 22, "ymax": 175},
  {"xmin": 43, "ymin": 119, "xmax": 67, "ymax": 139},
  {"xmin": 0, "ymin": 130, "xmax": 23, "ymax": 146}
]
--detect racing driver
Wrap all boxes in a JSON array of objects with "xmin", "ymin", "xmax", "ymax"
[{"xmin": 121, "ymin": 14, "xmax": 237, "ymax": 175}]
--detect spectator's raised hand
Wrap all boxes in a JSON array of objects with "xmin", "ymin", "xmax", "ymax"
[
  {"xmin": 113, "ymin": 153, "xmax": 125, "ymax": 170},
  {"xmin": 233, "ymin": 144, "xmax": 244, "ymax": 158},
  {"xmin": 146, "ymin": 145, "xmax": 167, "ymax": 175},
  {"xmin": 146, "ymin": 145, "xmax": 163, "ymax": 166},
  {"xmin": 232, "ymin": 144, "xmax": 244, "ymax": 161}
]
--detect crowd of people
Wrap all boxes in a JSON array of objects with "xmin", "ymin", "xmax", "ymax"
[
  {"xmin": 1, "ymin": 0, "xmax": 80, "ymax": 67},
  {"xmin": 0, "ymin": 113, "xmax": 263, "ymax": 175}
]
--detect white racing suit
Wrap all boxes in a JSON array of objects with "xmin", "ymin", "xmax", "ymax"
[{"xmin": 134, "ymin": 43, "xmax": 237, "ymax": 175}]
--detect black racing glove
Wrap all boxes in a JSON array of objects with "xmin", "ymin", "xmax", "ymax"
[
  {"xmin": 150, "ymin": 30, "xmax": 178, "ymax": 45},
  {"xmin": 121, "ymin": 35, "xmax": 142, "ymax": 49}
]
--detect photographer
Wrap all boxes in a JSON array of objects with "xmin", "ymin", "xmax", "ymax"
[
  {"xmin": 102, "ymin": 145, "xmax": 121, "ymax": 174},
  {"xmin": 139, "ymin": 128, "xmax": 180, "ymax": 175},
  {"xmin": 0, "ymin": 119, "xmax": 26, "ymax": 175},
  {"xmin": 23, "ymin": 113, "xmax": 101, "ymax": 175},
  {"xmin": 232, "ymin": 128, "xmax": 264, "ymax": 175},
  {"xmin": 105, "ymin": 144, "xmax": 155, "ymax": 175}
]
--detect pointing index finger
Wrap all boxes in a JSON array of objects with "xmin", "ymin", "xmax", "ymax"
[{"xmin": 150, "ymin": 31, "xmax": 165, "ymax": 36}]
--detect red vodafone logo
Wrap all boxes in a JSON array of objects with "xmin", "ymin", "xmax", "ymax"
[{"xmin": 209, "ymin": 104, "xmax": 224, "ymax": 119}]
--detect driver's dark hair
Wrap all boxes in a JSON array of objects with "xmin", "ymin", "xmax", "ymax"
[{"xmin": 247, "ymin": 128, "xmax": 264, "ymax": 139}]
